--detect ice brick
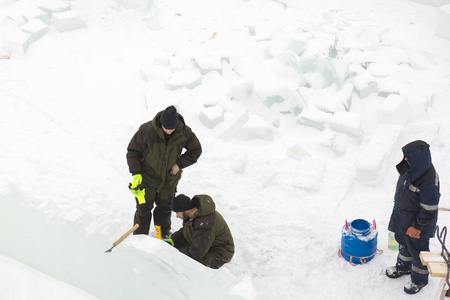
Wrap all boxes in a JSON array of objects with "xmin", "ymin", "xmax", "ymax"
[
  {"xmin": 297, "ymin": 108, "xmax": 332, "ymax": 131},
  {"xmin": 329, "ymin": 111, "xmax": 361, "ymax": 137},
  {"xmin": 199, "ymin": 105, "xmax": 224, "ymax": 129},
  {"xmin": 20, "ymin": 18, "xmax": 48, "ymax": 44},
  {"xmin": 53, "ymin": 11, "xmax": 85, "ymax": 32}
]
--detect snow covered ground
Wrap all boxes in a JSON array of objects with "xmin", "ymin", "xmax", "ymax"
[{"xmin": 1, "ymin": 0, "xmax": 450, "ymax": 299}]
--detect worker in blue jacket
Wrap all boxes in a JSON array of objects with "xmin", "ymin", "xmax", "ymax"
[{"xmin": 386, "ymin": 140, "xmax": 440, "ymax": 294}]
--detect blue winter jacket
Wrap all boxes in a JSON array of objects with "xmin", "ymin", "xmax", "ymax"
[{"xmin": 388, "ymin": 140, "xmax": 440, "ymax": 239}]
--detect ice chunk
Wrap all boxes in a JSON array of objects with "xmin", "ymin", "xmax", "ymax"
[
  {"xmin": 166, "ymin": 70, "xmax": 202, "ymax": 90},
  {"xmin": 20, "ymin": 19, "xmax": 48, "ymax": 44},
  {"xmin": 23, "ymin": 7, "xmax": 51, "ymax": 25},
  {"xmin": 297, "ymin": 108, "xmax": 332, "ymax": 131},
  {"xmin": 331, "ymin": 58, "xmax": 350, "ymax": 83},
  {"xmin": 352, "ymin": 73, "xmax": 378, "ymax": 99},
  {"xmin": 199, "ymin": 105, "xmax": 224, "ymax": 129},
  {"xmin": 366, "ymin": 62, "xmax": 398, "ymax": 78},
  {"xmin": 286, "ymin": 145, "xmax": 311, "ymax": 161},
  {"xmin": 38, "ymin": 1, "xmax": 71, "ymax": 15},
  {"xmin": 376, "ymin": 74, "xmax": 404, "ymax": 98},
  {"xmin": 193, "ymin": 55, "xmax": 222, "ymax": 75},
  {"xmin": 53, "ymin": 11, "xmax": 85, "ymax": 32},
  {"xmin": 328, "ymin": 111, "xmax": 361, "ymax": 137},
  {"xmin": 377, "ymin": 94, "xmax": 410, "ymax": 125},
  {"xmin": 295, "ymin": 57, "xmax": 339, "ymax": 88},
  {"xmin": 268, "ymin": 34, "xmax": 305, "ymax": 58},
  {"xmin": 341, "ymin": 83, "xmax": 354, "ymax": 111},
  {"xmin": 255, "ymin": 78, "xmax": 288, "ymax": 107},
  {"xmin": 436, "ymin": 4, "xmax": 450, "ymax": 41},
  {"xmin": 301, "ymin": 86, "xmax": 348, "ymax": 114},
  {"xmin": 237, "ymin": 114, "xmax": 274, "ymax": 141},
  {"xmin": 219, "ymin": 111, "xmax": 250, "ymax": 141},
  {"xmin": 227, "ymin": 78, "xmax": 254, "ymax": 100},
  {"xmin": 3, "ymin": 27, "xmax": 32, "ymax": 54},
  {"xmin": 355, "ymin": 125, "xmax": 403, "ymax": 183}
]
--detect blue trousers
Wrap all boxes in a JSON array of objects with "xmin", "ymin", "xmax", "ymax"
[{"xmin": 395, "ymin": 232, "xmax": 430, "ymax": 284}]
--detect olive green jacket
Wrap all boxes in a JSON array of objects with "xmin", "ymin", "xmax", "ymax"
[
  {"xmin": 171, "ymin": 195, "xmax": 235, "ymax": 263},
  {"xmin": 126, "ymin": 111, "xmax": 202, "ymax": 191}
]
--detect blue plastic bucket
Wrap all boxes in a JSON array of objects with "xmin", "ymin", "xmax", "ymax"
[{"xmin": 341, "ymin": 219, "xmax": 378, "ymax": 264}]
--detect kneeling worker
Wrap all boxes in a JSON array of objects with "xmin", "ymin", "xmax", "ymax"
[{"xmin": 165, "ymin": 194, "xmax": 234, "ymax": 269}]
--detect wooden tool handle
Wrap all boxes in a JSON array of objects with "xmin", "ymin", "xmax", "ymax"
[{"xmin": 113, "ymin": 224, "xmax": 139, "ymax": 247}]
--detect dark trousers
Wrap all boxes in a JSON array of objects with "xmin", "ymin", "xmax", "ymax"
[
  {"xmin": 133, "ymin": 184, "xmax": 176, "ymax": 236},
  {"xmin": 395, "ymin": 232, "xmax": 430, "ymax": 284},
  {"xmin": 202, "ymin": 252, "xmax": 227, "ymax": 269}
]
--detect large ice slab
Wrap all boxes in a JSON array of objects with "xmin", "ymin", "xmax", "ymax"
[
  {"xmin": 0, "ymin": 185, "xmax": 262, "ymax": 300},
  {"xmin": 0, "ymin": 255, "xmax": 99, "ymax": 300}
]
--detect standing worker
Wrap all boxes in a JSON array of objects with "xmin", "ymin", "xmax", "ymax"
[
  {"xmin": 126, "ymin": 105, "xmax": 202, "ymax": 238},
  {"xmin": 386, "ymin": 140, "xmax": 440, "ymax": 294}
]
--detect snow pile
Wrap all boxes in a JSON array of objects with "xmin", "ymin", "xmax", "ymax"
[{"xmin": 1, "ymin": 0, "xmax": 450, "ymax": 299}]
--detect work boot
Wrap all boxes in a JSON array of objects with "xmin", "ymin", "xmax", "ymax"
[
  {"xmin": 162, "ymin": 231, "xmax": 172, "ymax": 239},
  {"xmin": 404, "ymin": 280, "xmax": 427, "ymax": 294},
  {"xmin": 386, "ymin": 266, "xmax": 411, "ymax": 279}
]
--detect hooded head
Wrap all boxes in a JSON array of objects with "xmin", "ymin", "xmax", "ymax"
[
  {"xmin": 400, "ymin": 140, "xmax": 432, "ymax": 181},
  {"xmin": 160, "ymin": 105, "xmax": 179, "ymax": 130}
]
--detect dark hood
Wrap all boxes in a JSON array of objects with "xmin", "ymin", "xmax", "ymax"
[{"xmin": 396, "ymin": 140, "xmax": 432, "ymax": 182}]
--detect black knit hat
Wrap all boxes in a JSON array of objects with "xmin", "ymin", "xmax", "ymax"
[
  {"xmin": 172, "ymin": 194, "xmax": 195, "ymax": 212},
  {"xmin": 161, "ymin": 105, "xmax": 179, "ymax": 130}
]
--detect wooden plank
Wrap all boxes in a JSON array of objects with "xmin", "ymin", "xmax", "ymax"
[
  {"xmin": 428, "ymin": 262, "xmax": 449, "ymax": 277},
  {"xmin": 421, "ymin": 252, "xmax": 445, "ymax": 266},
  {"xmin": 434, "ymin": 278, "xmax": 446, "ymax": 300},
  {"xmin": 420, "ymin": 252, "xmax": 449, "ymax": 278}
]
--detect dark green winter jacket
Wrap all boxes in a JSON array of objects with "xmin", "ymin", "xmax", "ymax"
[
  {"xmin": 171, "ymin": 195, "xmax": 235, "ymax": 264},
  {"xmin": 126, "ymin": 111, "xmax": 202, "ymax": 191}
]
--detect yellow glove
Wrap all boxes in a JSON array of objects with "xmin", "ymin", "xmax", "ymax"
[
  {"xmin": 131, "ymin": 174, "xmax": 142, "ymax": 189},
  {"xmin": 130, "ymin": 187, "xmax": 146, "ymax": 204}
]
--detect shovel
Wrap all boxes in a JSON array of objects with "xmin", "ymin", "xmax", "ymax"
[{"xmin": 105, "ymin": 223, "xmax": 140, "ymax": 253}]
